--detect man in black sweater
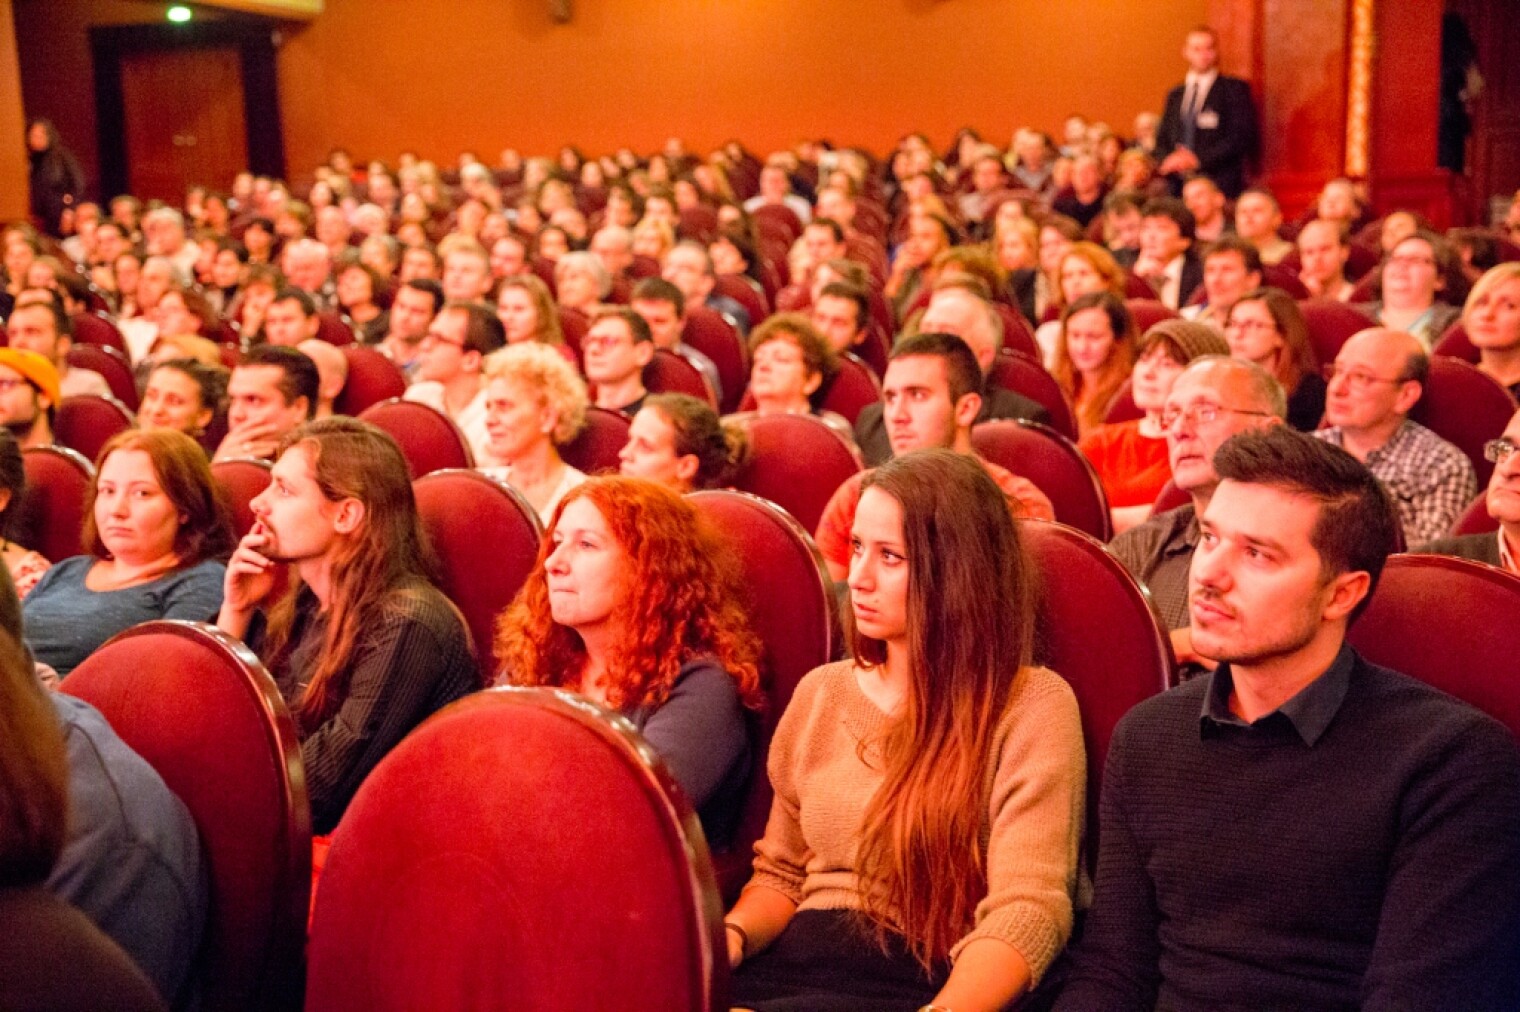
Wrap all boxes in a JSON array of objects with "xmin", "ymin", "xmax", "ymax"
[{"xmin": 1057, "ymin": 426, "xmax": 1520, "ymax": 1011}]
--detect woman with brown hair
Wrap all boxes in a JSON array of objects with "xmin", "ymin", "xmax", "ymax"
[
  {"xmin": 1052, "ymin": 290, "xmax": 1139, "ymax": 438},
  {"xmin": 725, "ymin": 449, "xmax": 1084, "ymax": 1011},
  {"xmin": 217, "ymin": 418, "xmax": 478, "ymax": 833},
  {"xmin": 1223, "ymin": 287, "xmax": 1326, "ymax": 431},
  {"xmin": 23, "ymin": 429, "xmax": 234, "ymax": 677},
  {"xmin": 618, "ymin": 393, "xmax": 749, "ymax": 493},
  {"xmin": 495, "ymin": 274, "xmax": 568, "ymax": 349},
  {"xmin": 1035, "ymin": 241, "xmax": 1129, "ymax": 368},
  {"xmin": 495, "ymin": 476, "xmax": 763, "ymax": 845}
]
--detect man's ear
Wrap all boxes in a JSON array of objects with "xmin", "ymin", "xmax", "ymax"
[
  {"xmin": 1321, "ymin": 570, "xmax": 1372, "ymax": 624},
  {"xmin": 953, "ymin": 391, "xmax": 983, "ymax": 429},
  {"xmin": 332, "ymin": 497, "xmax": 366, "ymax": 536},
  {"xmin": 633, "ymin": 341, "xmax": 655, "ymax": 367}
]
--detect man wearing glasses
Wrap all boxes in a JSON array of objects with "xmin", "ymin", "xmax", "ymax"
[
  {"xmin": 1414, "ymin": 408, "xmax": 1520, "ymax": 575},
  {"xmin": 403, "ymin": 302, "xmax": 507, "ymax": 466},
  {"xmin": 1109, "ymin": 355, "xmax": 1285, "ymax": 672},
  {"xmin": 1315, "ymin": 327, "xmax": 1475, "ymax": 544}
]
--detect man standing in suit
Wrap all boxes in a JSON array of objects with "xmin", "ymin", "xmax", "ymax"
[{"xmin": 1156, "ymin": 26, "xmax": 1258, "ymax": 199}]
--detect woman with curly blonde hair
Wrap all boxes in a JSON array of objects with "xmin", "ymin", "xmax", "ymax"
[
  {"xmin": 478, "ymin": 342, "xmax": 590, "ymax": 523},
  {"xmin": 495, "ymin": 476, "xmax": 764, "ymax": 845}
]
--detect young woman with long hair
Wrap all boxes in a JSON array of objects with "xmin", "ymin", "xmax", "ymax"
[
  {"xmin": 495, "ymin": 476, "xmax": 764, "ymax": 845},
  {"xmin": 618, "ymin": 393, "xmax": 750, "ymax": 493},
  {"xmin": 725, "ymin": 449, "xmax": 1085, "ymax": 1011},
  {"xmin": 217, "ymin": 418, "xmax": 479, "ymax": 833},
  {"xmin": 1052, "ymin": 290, "xmax": 1139, "ymax": 438},
  {"xmin": 1223, "ymin": 287, "xmax": 1325, "ymax": 431}
]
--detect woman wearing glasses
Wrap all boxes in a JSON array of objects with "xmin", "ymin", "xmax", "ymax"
[
  {"xmin": 1222, "ymin": 288, "xmax": 1326, "ymax": 431},
  {"xmin": 1358, "ymin": 231, "xmax": 1465, "ymax": 349}
]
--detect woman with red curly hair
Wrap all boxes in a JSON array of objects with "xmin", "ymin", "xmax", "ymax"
[{"xmin": 495, "ymin": 476, "xmax": 764, "ymax": 845}]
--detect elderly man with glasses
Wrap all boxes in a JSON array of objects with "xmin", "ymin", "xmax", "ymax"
[{"xmin": 1413, "ymin": 408, "xmax": 1520, "ymax": 575}]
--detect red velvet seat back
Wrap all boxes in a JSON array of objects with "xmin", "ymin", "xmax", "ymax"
[
  {"xmin": 644, "ymin": 348, "xmax": 717, "ymax": 407},
  {"xmin": 413, "ymin": 469, "xmax": 541, "ymax": 677},
  {"xmin": 1125, "ymin": 298, "xmax": 1180, "ymax": 335},
  {"xmin": 714, "ymin": 273, "xmax": 769, "ymax": 326},
  {"xmin": 333, "ymin": 345, "xmax": 407, "ymax": 417},
  {"xmin": 682, "ymin": 307, "xmax": 747, "ymax": 413},
  {"xmin": 1124, "ymin": 274, "xmax": 1159, "ymax": 300},
  {"xmin": 1299, "ymin": 300, "xmax": 1374, "ymax": 365},
  {"xmin": 816, "ymin": 351, "xmax": 881, "ymax": 425},
  {"xmin": 560, "ymin": 405, "xmax": 631, "ymax": 475},
  {"xmin": 678, "ymin": 205, "xmax": 720, "ymax": 244},
  {"xmin": 751, "ymin": 203, "xmax": 803, "ymax": 247},
  {"xmin": 67, "ymin": 343, "xmax": 138, "ymax": 410},
  {"xmin": 18, "ymin": 446, "xmax": 94, "ymax": 562},
  {"xmin": 358, "ymin": 398, "xmax": 474, "ymax": 477},
  {"xmin": 1102, "ymin": 380, "xmax": 1143, "ymax": 424},
  {"xmin": 973, "ymin": 419, "xmax": 1112, "ymax": 539},
  {"xmin": 987, "ymin": 349, "xmax": 1080, "ymax": 441},
  {"xmin": 1407, "ymin": 356, "xmax": 1517, "ymax": 487},
  {"xmin": 305, "ymin": 688, "xmax": 728, "ymax": 1012},
  {"xmin": 61, "ymin": 621, "xmax": 311, "ymax": 1012},
  {"xmin": 210, "ymin": 457, "xmax": 272, "ymax": 539},
  {"xmin": 1150, "ymin": 479, "xmax": 1191, "ymax": 517},
  {"xmin": 994, "ymin": 302, "xmax": 1041, "ymax": 361},
  {"xmin": 1017, "ymin": 519, "xmax": 1175, "ymax": 869},
  {"xmin": 1433, "ymin": 320, "xmax": 1481, "ymax": 364},
  {"xmin": 687, "ymin": 490, "xmax": 838, "ymax": 901},
  {"xmin": 69, "ymin": 311, "xmax": 129, "ymax": 355},
  {"xmin": 731, "ymin": 412, "xmax": 863, "ymax": 532},
  {"xmin": 1348, "ymin": 555, "xmax": 1520, "ymax": 736},
  {"xmin": 314, "ymin": 311, "xmax": 356, "ymax": 347},
  {"xmin": 1260, "ymin": 264, "xmax": 1310, "ymax": 299},
  {"xmin": 55, "ymin": 394, "xmax": 134, "ymax": 464},
  {"xmin": 1451, "ymin": 491, "xmax": 1499, "ymax": 536},
  {"xmin": 558, "ymin": 305, "xmax": 589, "ymax": 360}
]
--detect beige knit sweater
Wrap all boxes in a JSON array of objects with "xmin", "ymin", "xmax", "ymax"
[{"xmin": 747, "ymin": 660, "xmax": 1086, "ymax": 983}]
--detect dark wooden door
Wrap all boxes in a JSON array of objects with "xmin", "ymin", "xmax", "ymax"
[
  {"xmin": 120, "ymin": 45, "xmax": 248, "ymax": 203},
  {"xmin": 1445, "ymin": 0, "xmax": 1520, "ymax": 223}
]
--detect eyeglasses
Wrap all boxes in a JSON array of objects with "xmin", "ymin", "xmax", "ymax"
[
  {"xmin": 0, "ymin": 378, "xmax": 34, "ymax": 393},
  {"xmin": 1386, "ymin": 253, "xmax": 1435, "ymax": 269},
  {"xmin": 581, "ymin": 333, "xmax": 632, "ymax": 351},
  {"xmin": 1225, "ymin": 319, "xmax": 1278, "ymax": 334},
  {"xmin": 1321, "ymin": 364, "xmax": 1411, "ymax": 390},
  {"xmin": 1158, "ymin": 403, "xmax": 1275, "ymax": 430},
  {"xmin": 420, "ymin": 332, "xmax": 467, "ymax": 350},
  {"xmin": 1485, "ymin": 438, "xmax": 1518, "ymax": 465}
]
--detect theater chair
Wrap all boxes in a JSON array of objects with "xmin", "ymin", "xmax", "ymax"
[
  {"xmin": 1017, "ymin": 519, "xmax": 1176, "ymax": 868},
  {"xmin": 995, "ymin": 302, "xmax": 1042, "ymax": 361},
  {"xmin": 1125, "ymin": 298, "xmax": 1180, "ymax": 335},
  {"xmin": 714, "ymin": 274, "xmax": 769, "ymax": 327},
  {"xmin": 55, "ymin": 393, "xmax": 134, "ymax": 463},
  {"xmin": 1102, "ymin": 380, "xmax": 1143, "ymax": 424},
  {"xmin": 67, "ymin": 343, "xmax": 138, "ymax": 410},
  {"xmin": 1407, "ymin": 356, "xmax": 1518, "ymax": 487},
  {"xmin": 817, "ymin": 351, "xmax": 882, "ymax": 426},
  {"xmin": 730, "ymin": 412, "xmax": 863, "ymax": 532},
  {"xmin": 1450, "ymin": 491, "xmax": 1499, "ymax": 537},
  {"xmin": 1348, "ymin": 555, "xmax": 1520, "ymax": 736},
  {"xmin": 1433, "ymin": 320, "xmax": 1482, "ymax": 364},
  {"xmin": 413, "ymin": 468, "xmax": 542, "ymax": 677},
  {"xmin": 560, "ymin": 405, "xmax": 631, "ymax": 475},
  {"xmin": 644, "ymin": 348, "xmax": 718, "ymax": 407},
  {"xmin": 1299, "ymin": 300, "xmax": 1374, "ymax": 365},
  {"xmin": 18, "ymin": 446, "xmax": 94, "ymax": 562},
  {"xmin": 750, "ymin": 203, "xmax": 803, "ymax": 247},
  {"xmin": 682, "ymin": 307, "xmax": 748, "ymax": 414},
  {"xmin": 211, "ymin": 457, "xmax": 273, "ymax": 539},
  {"xmin": 987, "ymin": 349, "xmax": 1080, "ymax": 441},
  {"xmin": 69, "ymin": 311, "xmax": 130, "ymax": 355},
  {"xmin": 313, "ymin": 311, "xmax": 357, "ymax": 347},
  {"xmin": 358, "ymin": 398, "xmax": 474, "ymax": 477},
  {"xmin": 332, "ymin": 345, "xmax": 407, "ymax": 417},
  {"xmin": 688, "ymin": 490, "xmax": 838, "ymax": 902},
  {"xmin": 61, "ymin": 620, "xmax": 311, "ymax": 1012},
  {"xmin": 306, "ymin": 688, "xmax": 727, "ymax": 1012},
  {"xmin": 558, "ymin": 306, "xmax": 588, "ymax": 361},
  {"xmin": 973, "ymin": 419, "xmax": 1113, "ymax": 540}
]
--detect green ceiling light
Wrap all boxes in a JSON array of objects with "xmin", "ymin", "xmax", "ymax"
[{"xmin": 167, "ymin": 5, "xmax": 192, "ymax": 22}]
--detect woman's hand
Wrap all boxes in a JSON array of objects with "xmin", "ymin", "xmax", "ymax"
[
  {"xmin": 217, "ymin": 520, "xmax": 280, "ymax": 638},
  {"xmin": 725, "ymin": 923, "xmax": 746, "ymax": 968}
]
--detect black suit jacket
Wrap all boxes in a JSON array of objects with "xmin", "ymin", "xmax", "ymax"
[
  {"xmin": 854, "ymin": 387, "xmax": 1051, "ymax": 467},
  {"xmin": 1118, "ymin": 250, "xmax": 1204, "ymax": 310},
  {"xmin": 1411, "ymin": 533, "xmax": 1504, "ymax": 568},
  {"xmin": 1155, "ymin": 74, "xmax": 1258, "ymax": 198}
]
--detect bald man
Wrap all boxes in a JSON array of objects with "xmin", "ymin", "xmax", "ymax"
[
  {"xmin": 298, "ymin": 338, "xmax": 348, "ymax": 419},
  {"xmin": 1315, "ymin": 327, "xmax": 1475, "ymax": 543}
]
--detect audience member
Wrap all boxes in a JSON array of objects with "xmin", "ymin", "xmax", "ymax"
[
  {"xmin": 1358, "ymin": 231, "xmax": 1463, "ymax": 348},
  {"xmin": 1463, "ymin": 262, "xmax": 1520, "ymax": 399},
  {"xmin": 1035, "ymin": 242, "xmax": 1128, "ymax": 366},
  {"xmin": 262, "ymin": 287, "xmax": 322, "ymax": 348},
  {"xmin": 280, "ymin": 238, "xmax": 336, "ymax": 310},
  {"xmin": 664, "ymin": 240, "xmax": 752, "ymax": 335},
  {"xmin": 496, "ymin": 477, "xmax": 763, "ymax": 844},
  {"xmin": 495, "ymin": 274, "xmax": 568, "ymax": 351},
  {"xmin": 1058, "ymin": 425, "xmax": 1520, "ymax": 1010},
  {"xmin": 727, "ymin": 449, "xmax": 1084, "ymax": 1010},
  {"xmin": 810, "ymin": 281, "xmax": 874, "ymax": 359},
  {"xmin": 1128, "ymin": 197, "xmax": 1201, "ymax": 310},
  {"xmin": 1180, "ymin": 235, "xmax": 1261, "ymax": 328},
  {"xmin": 742, "ymin": 314, "xmax": 852, "ymax": 438},
  {"xmin": 137, "ymin": 358, "xmax": 226, "ymax": 443},
  {"xmin": 213, "ymin": 345, "xmax": 319, "ymax": 462},
  {"xmin": 1414, "ymin": 407, "xmax": 1520, "ymax": 574},
  {"xmin": 1053, "ymin": 291, "xmax": 1138, "ymax": 438},
  {"xmin": 1231, "ymin": 187, "xmax": 1293, "ymax": 265},
  {"xmin": 0, "ymin": 348, "xmax": 60, "ymax": 450},
  {"xmin": 1154, "ymin": 25, "xmax": 1258, "ymax": 198},
  {"xmin": 630, "ymin": 277, "xmax": 723, "ymax": 401},
  {"xmin": 618, "ymin": 393, "xmax": 749, "ymax": 492},
  {"xmin": 555, "ymin": 250, "xmax": 612, "ymax": 316},
  {"xmin": 0, "ymin": 429, "xmax": 49, "ymax": 596},
  {"xmin": 334, "ymin": 261, "xmax": 387, "ymax": 343},
  {"xmin": 886, "ymin": 212, "xmax": 955, "ymax": 321},
  {"xmin": 24, "ymin": 429, "xmax": 233, "ymax": 677},
  {"xmin": 1222, "ymin": 287, "xmax": 1325, "ymax": 430},
  {"xmin": 375, "ymin": 277, "xmax": 442, "ymax": 383},
  {"xmin": 217, "ymin": 418, "xmax": 479, "ymax": 834},
  {"xmin": 1294, "ymin": 218, "xmax": 1357, "ymax": 302},
  {"xmin": 1316, "ymin": 327, "xmax": 1475, "ymax": 543},
  {"xmin": 477, "ymin": 342, "xmax": 589, "ymax": 523},
  {"xmin": 1052, "ymin": 154, "xmax": 1108, "ymax": 228},
  {"xmin": 403, "ymin": 301, "xmax": 508, "ymax": 466},
  {"xmin": 5, "ymin": 293, "xmax": 110, "ymax": 398},
  {"xmin": 583, "ymin": 307, "xmax": 654, "ymax": 415},
  {"xmin": 1181, "ymin": 175, "xmax": 1229, "ymax": 243}
]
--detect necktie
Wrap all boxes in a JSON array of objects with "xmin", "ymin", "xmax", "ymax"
[{"xmin": 1182, "ymin": 82, "xmax": 1199, "ymax": 150}]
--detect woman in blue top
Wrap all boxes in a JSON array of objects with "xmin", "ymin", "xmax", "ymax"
[{"xmin": 24, "ymin": 429, "xmax": 233, "ymax": 677}]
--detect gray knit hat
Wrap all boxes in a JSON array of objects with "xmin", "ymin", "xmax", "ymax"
[{"xmin": 1140, "ymin": 319, "xmax": 1230, "ymax": 363}]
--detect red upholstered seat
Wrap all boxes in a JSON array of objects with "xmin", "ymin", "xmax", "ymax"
[
  {"xmin": 1298, "ymin": 300, "xmax": 1374, "ymax": 365},
  {"xmin": 67, "ymin": 343, "xmax": 138, "ymax": 410},
  {"xmin": 1124, "ymin": 273, "xmax": 1159, "ymax": 300},
  {"xmin": 730, "ymin": 412, "xmax": 863, "ymax": 532},
  {"xmin": 333, "ymin": 345, "xmax": 407, "ymax": 417},
  {"xmin": 1433, "ymin": 320, "xmax": 1481, "ymax": 364},
  {"xmin": 987, "ymin": 349, "xmax": 1079, "ymax": 441},
  {"xmin": 18, "ymin": 446, "xmax": 94, "ymax": 562},
  {"xmin": 1348, "ymin": 555, "xmax": 1520, "ymax": 736},
  {"xmin": 1260, "ymin": 264, "xmax": 1310, "ymax": 299},
  {"xmin": 994, "ymin": 302, "xmax": 1041, "ymax": 360},
  {"xmin": 750, "ymin": 203, "xmax": 803, "ymax": 246},
  {"xmin": 1126, "ymin": 298, "xmax": 1180, "ymax": 335},
  {"xmin": 305, "ymin": 687, "xmax": 728, "ymax": 1012},
  {"xmin": 1017, "ymin": 519, "xmax": 1175, "ymax": 868},
  {"xmin": 61, "ymin": 620, "xmax": 310, "ymax": 1012},
  {"xmin": 1150, "ymin": 478, "xmax": 1191, "ymax": 517},
  {"xmin": 314, "ymin": 311, "xmax": 357, "ymax": 347},
  {"xmin": 1102, "ymin": 380, "xmax": 1143, "ymax": 424},
  {"xmin": 678, "ymin": 205, "xmax": 721, "ymax": 244},
  {"xmin": 1407, "ymin": 356, "xmax": 1518, "ymax": 487},
  {"xmin": 973, "ymin": 419, "xmax": 1112, "ymax": 539},
  {"xmin": 210, "ymin": 457, "xmax": 272, "ymax": 539},
  {"xmin": 687, "ymin": 490, "xmax": 838, "ymax": 902},
  {"xmin": 69, "ymin": 311, "xmax": 129, "ymax": 355},
  {"xmin": 558, "ymin": 305, "xmax": 589, "ymax": 361},
  {"xmin": 816, "ymin": 351, "xmax": 881, "ymax": 425},
  {"xmin": 852, "ymin": 323, "xmax": 891, "ymax": 379},
  {"xmin": 682, "ymin": 307, "xmax": 747, "ymax": 413},
  {"xmin": 358, "ymin": 398, "xmax": 474, "ymax": 477},
  {"xmin": 714, "ymin": 273, "xmax": 769, "ymax": 326},
  {"xmin": 560, "ymin": 405, "xmax": 631, "ymax": 475},
  {"xmin": 55, "ymin": 394, "xmax": 134, "ymax": 463},
  {"xmin": 644, "ymin": 348, "xmax": 717, "ymax": 407},
  {"xmin": 1451, "ymin": 491, "xmax": 1499, "ymax": 537}
]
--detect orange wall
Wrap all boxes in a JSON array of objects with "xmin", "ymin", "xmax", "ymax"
[
  {"xmin": 0, "ymin": 0, "xmax": 29, "ymax": 219},
  {"xmin": 277, "ymin": 0, "xmax": 1208, "ymax": 171}
]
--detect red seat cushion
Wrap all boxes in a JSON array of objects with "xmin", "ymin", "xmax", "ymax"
[
  {"xmin": 1407, "ymin": 356, "xmax": 1518, "ymax": 487},
  {"xmin": 210, "ymin": 457, "xmax": 272, "ymax": 539},
  {"xmin": 54, "ymin": 394, "xmax": 134, "ymax": 465},
  {"xmin": 17, "ymin": 446, "xmax": 94, "ymax": 562},
  {"xmin": 334, "ymin": 345, "xmax": 408, "ymax": 416},
  {"xmin": 987, "ymin": 350, "xmax": 1080, "ymax": 441},
  {"xmin": 66, "ymin": 344, "xmax": 138, "ymax": 410}
]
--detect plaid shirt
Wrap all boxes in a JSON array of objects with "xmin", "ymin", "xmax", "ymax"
[{"xmin": 1316, "ymin": 420, "xmax": 1476, "ymax": 545}]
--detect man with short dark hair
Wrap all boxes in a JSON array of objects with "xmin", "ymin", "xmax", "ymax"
[
  {"xmin": 810, "ymin": 282, "xmax": 871, "ymax": 356},
  {"xmin": 583, "ymin": 307, "xmax": 654, "ymax": 416},
  {"xmin": 403, "ymin": 301, "xmax": 507, "ymax": 466},
  {"xmin": 630, "ymin": 276, "xmax": 722, "ymax": 401},
  {"xmin": 815, "ymin": 332, "xmax": 1054, "ymax": 581},
  {"xmin": 1181, "ymin": 175, "xmax": 1229, "ymax": 243},
  {"xmin": 1233, "ymin": 187, "xmax": 1293, "ymax": 265},
  {"xmin": 662, "ymin": 240, "xmax": 751, "ymax": 335},
  {"xmin": 214, "ymin": 345, "xmax": 319, "ymax": 461},
  {"xmin": 1154, "ymin": 24, "xmax": 1259, "ymax": 198},
  {"xmin": 8, "ymin": 291, "xmax": 110, "ymax": 398},
  {"xmin": 1415, "ymin": 407, "xmax": 1520, "ymax": 574},
  {"xmin": 262, "ymin": 287, "xmax": 321, "ymax": 348},
  {"xmin": 1128, "ymin": 197, "xmax": 1203, "ymax": 310},
  {"xmin": 1058, "ymin": 425, "xmax": 1520, "ymax": 1010},
  {"xmin": 376, "ymin": 278, "xmax": 442, "ymax": 383},
  {"xmin": 1181, "ymin": 235, "xmax": 1262, "ymax": 328}
]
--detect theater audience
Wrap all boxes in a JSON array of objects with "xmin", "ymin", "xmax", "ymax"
[
  {"xmin": 1079, "ymin": 320, "xmax": 1229, "ymax": 533},
  {"xmin": 1414, "ymin": 408, "xmax": 1520, "ymax": 573},
  {"xmin": 1316, "ymin": 327, "xmax": 1475, "ymax": 543},
  {"xmin": 496, "ymin": 477, "xmax": 763, "ymax": 845},
  {"xmin": 137, "ymin": 358, "xmax": 226, "ymax": 442},
  {"xmin": 1463, "ymin": 262, "xmax": 1520, "ymax": 399},
  {"xmin": 217, "ymin": 418, "xmax": 478, "ymax": 834},
  {"xmin": 1035, "ymin": 242, "xmax": 1128, "ymax": 366},
  {"xmin": 618, "ymin": 393, "xmax": 749, "ymax": 492},
  {"xmin": 0, "ymin": 348, "xmax": 59, "ymax": 450},
  {"xmin": 0, "ymin": 430, "xmax": 49, "ymax": 596},
  {"xmin": 213, "ymin": 345, "xmax": 319, "ymax": 462},
  {"xmin": 24, "ymin": 430, "xmax": 233, "ymax": 677},
  {"xmin": 1058, "ymin": 426, "xmax": 1520, "ymax": 1010},
  {"xmin": 477, "ymin": 342, "xmax": 589, "ymax": 523},
  {"xmin": 404, "ymin": 301, "xmax": 508, "ymax": 467},
  {"xmin": 583, "ymin": 307, "xmax": 654, "ymax": 415},
  {"xmin": 727, "ymin": 449, "xmax": 1083, "ymax": 1011},
  {"xmin": 1222, "ymin": 287, "xmax": 1325, "ymax": 430},
  {"xmin": 1358, "ymin": 231, "xmax": 1463, "ymax": 348},
  {"xmin": 1052, "ymin": 291, "xmax": 1138, "ymax": 438}
]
